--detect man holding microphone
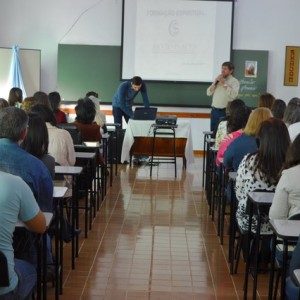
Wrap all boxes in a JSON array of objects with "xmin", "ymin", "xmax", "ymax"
[{"xmin": 207, "ymin": 62, "xmax": 240, "ymax": 132}]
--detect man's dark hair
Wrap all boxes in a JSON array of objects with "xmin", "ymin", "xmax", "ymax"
[
  {"xmin": 86, "ymin": 91, "xmax": 98, "ymax": 98},
  {"xmin": 131, "ymin": 76, "xmax": 143, "ymax": 85},
  {"xmin": 0, "ymin": 107, "xmax": 28, "ymax": 142},
  {"xmin": 222, "ymin": 61, "xmax": 234, "ymax": 71},
  {"xmin": 75, "ymin": 98, "xmax": 96, "ymax": 124}
]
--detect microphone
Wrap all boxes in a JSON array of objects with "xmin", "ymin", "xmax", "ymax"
[{"xmin": 214, "ymin": 80, "xmax": 219, "ymax": 86}]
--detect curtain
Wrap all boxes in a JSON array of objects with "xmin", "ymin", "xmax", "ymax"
[{"xmin": 8, "ymin": 45, "xmax": 27, "ymax": 98}]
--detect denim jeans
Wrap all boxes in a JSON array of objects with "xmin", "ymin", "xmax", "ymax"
[
  {"xmin": 112, "ymin": 106, "xmax": 130, "ymax": 129},
  {"xmin": 0, "ymin": 259, "xmax": 36, "ymax": 300},
  {"xmin": 210, "ymin": 108, "xmax": 226, "ymax": 132}
]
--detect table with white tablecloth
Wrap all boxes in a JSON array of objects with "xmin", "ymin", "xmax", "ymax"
[{"xmin": 121, "ymin": 119, "xmax": 195, "ymax": 166}]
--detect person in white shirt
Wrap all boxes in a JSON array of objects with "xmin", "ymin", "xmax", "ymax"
[
  {"xmin": 207, "ymin": 62, "xmax": 240, "ymax": 132},
  {"xmin": 30, "ymin": 104, "xmax": 75, "ymax": 167},
  {"xmin": 269, "ymin": 133, "xmax": 300, "ymax": 219}
]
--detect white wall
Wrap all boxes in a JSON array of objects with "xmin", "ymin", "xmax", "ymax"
[
  {"xmin": 1, "ymin": 0, "xmax": 300, "ymax": 150},
  {"xmin": 0, "ymin": 0, "xmax": 122, "ymax": 93},
  {"xmin": 233, "ymin": 0, "xmax": 300, "ymax": 101}
]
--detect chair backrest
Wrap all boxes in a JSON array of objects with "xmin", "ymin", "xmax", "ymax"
[
  {"xmin": 58, "ymin": 123, "xmax": 83, "ymax": 145},
  {"xmin": 289, "ymin": 213, "xmax": 300, "ymax": 220},
  {"xmin": 290, "ymin": 235, "xmax": 300, "ymax": 277},
  {"xmin": 0, "ymin": 251, "xmax": 9, "ymax": 287}
]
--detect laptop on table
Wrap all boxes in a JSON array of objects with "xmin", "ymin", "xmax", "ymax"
[{"xmin": 133, "ymin": 107, "xmax": 157, "ymax": 120}]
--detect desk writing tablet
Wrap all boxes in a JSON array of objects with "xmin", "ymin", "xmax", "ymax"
[
  {"xmin": 53, "ymin": 186, "xmax": 68, "ymax": 198},
  {"xmin": 55, "ymin": 166, "xmax": 83, "ymax": 175},
  {"xmin": 75, "ymin": 152, "xmax": 96, "ymax": 159},
  {"xmin": 269, "ymin": 220, "xmax": 300, "ymax": 239},
  {"xmin": 248, "ymin": 191, "xmax": 274, "ymax": 204}
]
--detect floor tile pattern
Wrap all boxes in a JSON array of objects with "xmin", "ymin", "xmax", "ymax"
[{"xmin": 48, "ymin": 157, "xmax": 270, "ymax": 299}]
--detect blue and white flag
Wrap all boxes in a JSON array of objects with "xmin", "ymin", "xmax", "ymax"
[{"xmin": 8, "ymin": 45, "xmax": 27, "ymax": 98}]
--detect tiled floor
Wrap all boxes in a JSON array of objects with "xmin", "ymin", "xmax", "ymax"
[{"xmin": 48, "ymin": 156, "xmax": 271, "ymax": 299}]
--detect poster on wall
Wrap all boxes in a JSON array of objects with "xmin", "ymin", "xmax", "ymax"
[
  {"xmin": 284, "ymin": 46, "xmax": 299, "ymax": 86},
  {"xmin": 245, "ymin": 61, "xmax": 257, "ymax": 78},
  {"xmin": 232, "ymin": 50, "xmax": 268, "ymax": 107}
]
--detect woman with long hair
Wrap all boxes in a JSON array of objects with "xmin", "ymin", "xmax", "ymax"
[
  {"xmin": 236, "ymin": 118, "xmax": 291, "ymax": 232},
  {"xmin": 21, "ymin": 113, "xmax": 55, "ymax": 178},
  {"xmin": 224, "ymin": 107, "xmax": 273, "ymax": 172},
  {"xmin": 235, "ymin": 118, "xmax": 290, "ymax": 267},
  {"xmin": 216, "ymin": 105, "xmax": 251, "ymax": 166},
  {"xmin": 269, "ymin": 133, "xmax": 300, "ymax": 219},
  {"xmin": 49, "ymin": 91, "xmax": 67, "ymax": 124},
  {"xmin": 8, "ymin": 87, "xmax": 23, "ymax": 107},
  {"xmin": 30, "ymin": 104, "xmax": 75, "ymax": 167}
]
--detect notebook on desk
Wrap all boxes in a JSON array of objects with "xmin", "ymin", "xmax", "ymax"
[{"xmin": 133, "ymin": 107, "xmax": 157, "ymax": 120}]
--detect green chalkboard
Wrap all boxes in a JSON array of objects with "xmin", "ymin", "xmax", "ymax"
[
  {"xmin": 58, "ymin": 44, "xmax": 211, "ymax": 107},
  {"xmin": 57, "ymin": 45, "xmax": 268, "ymax": 107}
]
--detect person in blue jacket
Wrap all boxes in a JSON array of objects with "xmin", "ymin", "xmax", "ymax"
[{"xmin": 112, "ymin": 76, "xmax": 150, "ymax": 127}]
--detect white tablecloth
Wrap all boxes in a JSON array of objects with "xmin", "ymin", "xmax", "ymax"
[{"xmin": 121, "ymin": 119, "xmax": 195, "ymax": 165}]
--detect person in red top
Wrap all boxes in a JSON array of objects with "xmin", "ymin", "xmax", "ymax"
[
  {"xmin": 73, "ymin": 98, "xmax": 101, "ymax": 141},
  {"xmin": 73, "ymin": 97, "xmax": 106, "ymax": 167},
  {"xmin": 49, "ymin": 91, "xmax": 67, "ymax": 124}
]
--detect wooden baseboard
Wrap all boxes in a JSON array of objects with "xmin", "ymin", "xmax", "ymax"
[
  {"xmin": 194, "ymin": 150, "xmax": 203, "ymax": 157},
  {"xmin": 60, "ymin": 106, "xmax": 210, "ymax": 119}
]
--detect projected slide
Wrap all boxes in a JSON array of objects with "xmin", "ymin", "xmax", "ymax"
[{"xmin": 122, "ymin": 0, "xmax": 233, "ymax": 83}]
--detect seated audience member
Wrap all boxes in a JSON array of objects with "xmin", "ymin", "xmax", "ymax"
[
  {"xmin": 73, "ymin": 98, "xmax": 106, "ymax": 167},
  {"xmin": 216, "ymin": 105, "xmax": 251, "ymax": 166},
  {"xmin": 0, "ymin": 171, "xmax": 46, "ymax": 299},
  {"xmin": 8, "ymin": 87, "xmax": 23, "ymax": 108},
  {"xmin": 86, "ymin": 91, "xmax": 107, "ymax": 133},
  {"xmin": 271, "ymin": 99, "xmax": 286, "ymax": 120},
  {"xmin": 0, "ymin": 107, "xmax": 53, "ymax": 212},
  {"xmin": 258, "ymin": 92, "xmax": 275, "ymax": 108},
  {"xmin": 73, "ymin": 97, "xmax": 102, "ymax": 141},
  {"xmin": 269, "ymin": 133, "xmax": 300, "ymax": 219},
  {"xmin": 21, "ymin": 97, "xmax": 37, "ymax": 112},
  {"xmin": 214, "ymin": 99, "xmax": 245, "ymax": 148},
  {"xmin": 0, "ymin": 98, "xmax": 9, "ymax": 109},
  {"xmin": 283, "ymin": 97, "xmax": 300, "ymax": 127},
  {"xmin": 223, "ymin": 107, "xmax": 273, "ymax": 172},
  {"xmin": 287, "ymin": 104, "xmax": 300, "ymax": 141},
  {"xmin": 33, "ymin": 91, "xmax": 51, "ymax": 108},
  {"xmin": 235, "ymin": 118, "xmax": 290, "ymax": 265},
  {"xmin": 22, "ymin": 113, "xmax": 55, "ymax": 179},
  {"xmin": 30, "ymin": 104, "xmax": 75, "ymax": 167},
  {"xmin": 49, "ymin": 91, "xmax": 67, "ymax": 124}
]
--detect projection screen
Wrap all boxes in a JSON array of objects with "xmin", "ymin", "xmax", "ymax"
[{"xmin": 122, "ymin": 0, "xmax": 234, "ymax": 83}]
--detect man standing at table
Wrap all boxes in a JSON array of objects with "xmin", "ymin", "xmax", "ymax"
[
  {"xmin": 112, "ymin": 76, "xmax": 150, "ymax": 128},
  {"xmin": 207, "ymin": 62, "xmax": 240, "ymax": 132}
]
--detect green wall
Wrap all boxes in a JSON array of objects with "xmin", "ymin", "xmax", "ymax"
[{"xmin": 58, "ymin": 44, "xmax": 268, "ymax": 108}]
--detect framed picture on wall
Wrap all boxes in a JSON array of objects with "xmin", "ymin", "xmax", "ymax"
[
  {"xmin": 284, "ymin": 46, "xmax": 300, "ymax": 86},
  {"xmin": 245, "ymin": 61, "xmax": 257, "ymax": 78}
]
